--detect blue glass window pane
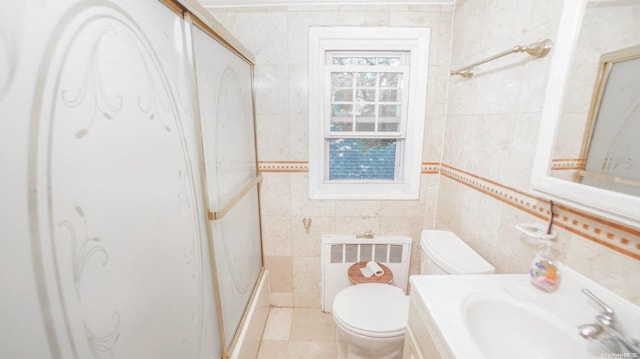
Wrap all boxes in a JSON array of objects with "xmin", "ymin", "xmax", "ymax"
[{"xmin": 328, "ymin": 139, "xmax": 396, "ymax": 180}]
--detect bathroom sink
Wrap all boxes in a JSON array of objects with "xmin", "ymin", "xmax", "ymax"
[
  {"xmin": 408, "ymin": 267, "xmax": 639, "ymax": 359},
  {"xmin": 464, "ymin": 293, "xmax": 600, "ymax": 358}
]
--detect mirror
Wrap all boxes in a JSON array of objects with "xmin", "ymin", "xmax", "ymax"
[
  {"xmin": 568, "ymin": 46, "xmax": 640, "ymax": 195},
  {"xmin": 551, "ymin": 1, "xmax": 640, "ymax": 196},
  {"xmin": 531, "ymin": 0, "xmax": 640, "ymax": 228}
]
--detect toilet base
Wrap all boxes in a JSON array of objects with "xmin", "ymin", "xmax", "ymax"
[{"xmin": 335, "ymin": 327, "xmax": 404, "ymax": 359}]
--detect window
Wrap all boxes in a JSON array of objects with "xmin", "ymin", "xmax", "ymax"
[
  {"xmin": 327, "ymin": 52, "xmax": 406, "ymax": 181},
  {"xmin": 309, "ymin": 27, "xmax": 430, "ymax": 199}
]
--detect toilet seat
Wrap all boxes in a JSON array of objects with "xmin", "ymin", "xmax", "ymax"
[{"xmin": 332, "ymin": 283, "xmax": 408, "ymax": 338}]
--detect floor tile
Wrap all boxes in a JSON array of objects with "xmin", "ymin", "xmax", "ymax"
[
  {"xmin": 288, "ymin": 340, "xmax": 337, "ymax": 358},
  {"xmin": 262, "ymin": 307, "xmax": 293, "ymax": 340},
  {"xmin": 257, "ymin": 340, "xmax": 289, "ymax": 359},
  {"xmin": 258, "ymin": 307, "xmax": 338, "ymax": 358},
  {"xmin": 289, "ymin": 308, "xmax": 336, "ymax": 341}
]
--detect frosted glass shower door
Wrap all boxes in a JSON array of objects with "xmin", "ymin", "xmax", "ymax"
[
  {"xmin": 1, "ymin": 1, "xmax": 222, "ymax": 358},
  {"xmin": 191, "ymin": 25, "xmax": 263, "ymax": 349}
]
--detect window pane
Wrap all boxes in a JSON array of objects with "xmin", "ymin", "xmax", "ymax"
[
  {"xmin": 380, "ymin": 89, "xmax": 400, "ymax": 102},
  {"xmin": 377, "ymin": 57, "xmax": 401, "ymax": 66},
  {"xmin": 379, "ymin": 104, "xmax": 400, "ymax": 117},
  {"xmin": 356, "ymin": 89, "xmax": 376, "ymax": 102},
  {"xmin": 332, "ymin": 57, "xmax": 376, "ymax": 66},
  {"xmin": 379, "ymin": 104, "xmax": 400, "ymax": 132},
  {"xmin": 328, "ymin": 139, "xmax": 397, "ymax": 180},
  {"xmin": 355, "ymin": 104, "xmax": 375, "ymax": 132},
  {"xmin": 331, "ymin": 72, "xmax": 353, "ymax": 87},
  {"xmin": 356, "ymin": 72, "xmax": 377, "ymax": 87},
  {"xmin": 332, "ymin": 89, "xmax": 352, "ymax": 102},
  {"xmin": 355, "ymin": 103, "xmax": 375, "ymax": 117},
  {"xmin": 379, "ymin": 122, "xmax": 399, "ymax": 132},
  {"xmin": 332, "ymin": 56, "xmax": 401, "ymax": 66},
  {"xmin": 331, "ymin": 104, "xmax": 353, "ymax": 132},
  {"xmin": 355, "ymin": 123, "xmax": 375, "ymax": 132},
  {"xmin": 380, "ymin": 73, "xmax": 401, "ymax": 87},
  {"xmin": 332, "ymin": 104, "xmax": 353, "ymax": 117}
]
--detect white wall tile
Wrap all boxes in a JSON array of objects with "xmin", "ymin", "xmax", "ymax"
[
  {"xmin": 237, "ymin": 11, "xmax": 288, "ymax": 65},
  {"xmin": 262, "ymin": 215, "xmax": 293, "ymax": 256},
  {"xmin": 254, "ymin": 64, "xmax": 289, "ymax": 114},
  {"xmin": 290, "ymin": 173, "xmax": 335, "ymax": 217},
  {"xmin": 260, "ymin": 173, "xmax": 291, "ymax": 216},
  {"xmin": 256, "ymin": 114, "xmax": 290, "ymax": 160}
]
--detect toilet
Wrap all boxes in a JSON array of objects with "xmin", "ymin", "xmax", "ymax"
[{"xmin": 332, "ymin": 230, "xmax": 495, "ymax": 359}]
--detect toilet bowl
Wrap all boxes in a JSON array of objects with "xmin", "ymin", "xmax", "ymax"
[
  {"xmin": 333, "ymin": 283, "xmax": 408, "ymax": 359},
  {"xmin": 332, "ymin": 230, "xmax": 495, "ymax": 359}
]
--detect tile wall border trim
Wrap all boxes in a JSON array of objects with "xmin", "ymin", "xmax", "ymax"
[
  {"xmin": 421, "ymin": 162, "xmax": 440, "ymax": 174},
  {"xmin": 257, "ymin": 160, "xmax": 441, "ymax": 174},
  {"xmin": 258, "ymin": 161, "xmax": 309, "ymax": 172},
  {"xmin": 440, "ymin": 164, "xmax": 640, "ymax": 260},
  {"xmin": 257, "ymin": 160, "xmax": 640, "ymax": 260}
]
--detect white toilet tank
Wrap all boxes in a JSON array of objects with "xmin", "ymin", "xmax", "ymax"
[{"xmin": 420, "ymin": 230, "xmax": 495, "ymax": 275}]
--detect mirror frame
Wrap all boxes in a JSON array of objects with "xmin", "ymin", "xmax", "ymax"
[{"xmin": 530, "ymin": 0, "xmax": 640, "ymax": 229}]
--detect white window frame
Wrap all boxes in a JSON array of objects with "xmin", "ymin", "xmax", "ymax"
[{"xmin": 309, "ymin": 27, "xmax": 430, "ymax": 199}]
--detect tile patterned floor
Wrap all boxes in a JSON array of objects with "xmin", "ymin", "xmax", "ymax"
[{"xmin": 258, "ymin": 307, "xmax": 337, "ymax": 358}]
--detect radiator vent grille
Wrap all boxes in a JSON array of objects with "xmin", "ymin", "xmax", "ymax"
[
  {"xmin": 321, "ymin": 235, "xmax": 412, "ymax": 312},
  {"xmin": 330, "ymin": 244, "xmax": 404, "ymax": 264}
]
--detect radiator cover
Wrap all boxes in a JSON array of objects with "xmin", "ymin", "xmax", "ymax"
[{"xmin": 321, "ymin": 234, "xmax": 412, "ymax": 312}]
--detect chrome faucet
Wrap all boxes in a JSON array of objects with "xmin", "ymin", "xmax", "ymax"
[
  {"xmin": 355, "ymin": 230, "xmax": 374, "ymax": 239},
  {"xmin": 578, "ymin": 288, "xmax": 640, "ymax": 355},
  {"xmin": 582, "ymin": 288, "xmax": 617, "ymax": 329}
]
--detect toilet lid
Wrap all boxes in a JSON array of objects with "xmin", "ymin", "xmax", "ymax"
[
  {"xmin": 421, "ymin": 230, "xmax": 495, "ymax": 274},
  {"xmin": 333, "ymin": 283, "xmax": 408, "ymax": 337}
]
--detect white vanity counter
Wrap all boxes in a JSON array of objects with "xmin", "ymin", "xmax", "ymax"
[{"xmin": 405, "ymin": 266, "xmax": 640, "ymax": 359}]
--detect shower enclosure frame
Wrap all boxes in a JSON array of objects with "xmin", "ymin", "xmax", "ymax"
[
  {"xmin": 163, "ymin": 1, "xmax": 267, "ymax": 358},
  {"xmin": 0, "ymin": 0, "xmax": 266, "ymax": 356}
]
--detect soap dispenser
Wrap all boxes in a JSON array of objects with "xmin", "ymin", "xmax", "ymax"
[
  {"xmin": 516, "ymin": 201, "xmax": 561, "ymax": 293},
  {"xmin": 529, "ymin": 240, "xmax": 560, "ymax": 292}
]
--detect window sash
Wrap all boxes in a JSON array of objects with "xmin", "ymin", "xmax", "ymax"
[{"xmin": 324, "ymin": 57, "xmax": 410, "ymax": 138}]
